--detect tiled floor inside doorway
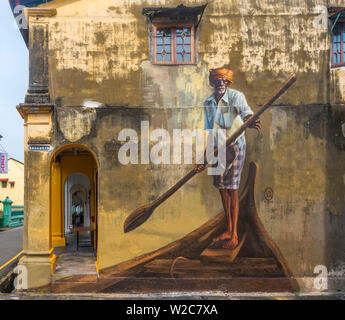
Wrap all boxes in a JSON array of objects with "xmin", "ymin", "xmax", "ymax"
[{"xmin": 53, "ymin": 232, "xmax": 97, "ymax": 280}]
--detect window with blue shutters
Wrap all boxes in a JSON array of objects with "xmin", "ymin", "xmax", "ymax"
[
  {"xmin": 331, "ymin": 21, "xmax": 345, "ymax": 67},
  {"xmin": 329, "ymin": 7, "xmax": 345, "ymax": 67},
  {"xmin": 153, "ymin": 24, "xmax": 195, "ymax": 65}
]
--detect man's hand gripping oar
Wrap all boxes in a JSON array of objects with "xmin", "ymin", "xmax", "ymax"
[{"xmin": 195, "ymin": 115, "xmax": 262, "ymax": 173}]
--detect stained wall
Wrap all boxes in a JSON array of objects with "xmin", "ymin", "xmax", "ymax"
[{"xmin": 28, "ymin": 0, "xmax": 345, "ymax": 279}]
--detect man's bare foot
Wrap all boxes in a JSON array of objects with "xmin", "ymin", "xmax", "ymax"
[
  {"xmin": 222, "ymin": 235, "xmax": 238, "ymax": 249},
  {"xmin": 213, "ymin": 231, "xmax": 232, "ymax": 243}
]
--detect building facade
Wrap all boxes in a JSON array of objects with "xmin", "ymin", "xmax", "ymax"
[
  {"xmin": 0, "ymin": 158, "xmax": 24, "ymax": 207},
  {"xmin": 10, "ymin": 0, "xmax": 345, "ymax": 291}
]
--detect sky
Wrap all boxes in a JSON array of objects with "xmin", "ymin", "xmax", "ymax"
[{"xmin": 0, "ymin": 1, "xmax": 28, "ymax": 162}]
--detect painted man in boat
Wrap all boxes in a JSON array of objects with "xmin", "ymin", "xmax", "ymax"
[{"xmin": 195, "ymin": 67, "xmax": 261, "ymax": 250}]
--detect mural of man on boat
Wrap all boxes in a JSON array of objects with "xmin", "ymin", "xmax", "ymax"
[
  {"xmin": 19, "ymin": 1, "xmax": 345, "ymax": 294},
  {"xmin": 119, "ymin": 71, "xmax": 299, "ymax": 293},
  {"xmin": 45, "ymin": 69, "xmax": 299, "ymax": 294},
  {"xmin": 195, "ymin": 67, "xmax": 261, "ymax": 250}
]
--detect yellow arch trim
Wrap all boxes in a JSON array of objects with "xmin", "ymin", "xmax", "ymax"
[{"xmin": 49, "ymin": 143, "xmax": 99, "ymax": 168}]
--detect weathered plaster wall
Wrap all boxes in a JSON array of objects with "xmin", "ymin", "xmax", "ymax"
[
  {"xmin": 331, "ymin": 68, "xmax": 345, "ymax": 104},
  {"xmin": 42, "ymin": 0, "xmax": 345, "ymax": 107},
  {"xmin": 32, "ymin": 0, "xmax": 345, "ymax": 278},
  {"xmin": 249, "ymin": 105, "xmax": 345, "ymax": 276},
  {"xmin": 19, "ymin": 110, "xmax": 53, "ymax": 288}
]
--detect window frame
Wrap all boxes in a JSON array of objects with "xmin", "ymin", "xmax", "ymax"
[
  {"xmin": 152, "ymin": 22, "xmax": 196, "ymax": 65},
  {"xmin": 331, "ymin": 20, "xmax": 345, "ymax": 68}
]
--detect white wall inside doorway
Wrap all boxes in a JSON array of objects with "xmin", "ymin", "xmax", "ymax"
[{"xmin": 64, "ymin": 173, "xmax": 91, "ymax": 234}]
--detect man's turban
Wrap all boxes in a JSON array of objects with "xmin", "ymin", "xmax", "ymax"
[{"xmin": 209, "ymin": 67, "xmax": 234, "ymax": 85}]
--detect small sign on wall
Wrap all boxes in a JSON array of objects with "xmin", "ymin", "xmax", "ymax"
[
  {"xmin": 28, "ymin": 144, "xmax": 53, "ymax": 152},
  {"xmin": 0, "ymin": 153, "xmax": 8, "ymax": 173}
]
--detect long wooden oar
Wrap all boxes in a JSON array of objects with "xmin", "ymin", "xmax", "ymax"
[{"xmin": 124, "ymin": 74, "xmax": 297, "ymax": 233}]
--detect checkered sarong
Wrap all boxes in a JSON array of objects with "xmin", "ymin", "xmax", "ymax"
[{"xmin": 213, "ymin": 135, "xmax": 246, "ymax": 190}]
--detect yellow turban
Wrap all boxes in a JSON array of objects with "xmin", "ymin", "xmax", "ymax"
[{"xmin": 209, "ymin": 67, "xmax": 234, "ymax": 85}]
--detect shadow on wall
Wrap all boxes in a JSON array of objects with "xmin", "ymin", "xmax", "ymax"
[{"xmin": 325, "ymin": 105, "xmax": 345, "ymax": 276}]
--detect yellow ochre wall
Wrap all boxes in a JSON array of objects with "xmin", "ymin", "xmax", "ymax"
[{"xmin": 21, "ymin": 0, "xmax": 345, "ymax": 284}]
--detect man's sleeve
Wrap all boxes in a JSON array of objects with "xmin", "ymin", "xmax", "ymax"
[
  {"xmin": 204, "ymin": 102, "xmax": 212, "ymax": 130},
  {"xmin": 237, "ymin": 92, "xmax": 254, "ymax": 120}
]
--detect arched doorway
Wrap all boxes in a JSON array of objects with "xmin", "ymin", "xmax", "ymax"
[{"xmin": 50, "ymin": 146, "xmax": 98, "ymax": 257}]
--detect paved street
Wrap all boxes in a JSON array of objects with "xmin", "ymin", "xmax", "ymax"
[{"xmin": 0, "ymin": 227, "xmax": 22, "ymax": 278}]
